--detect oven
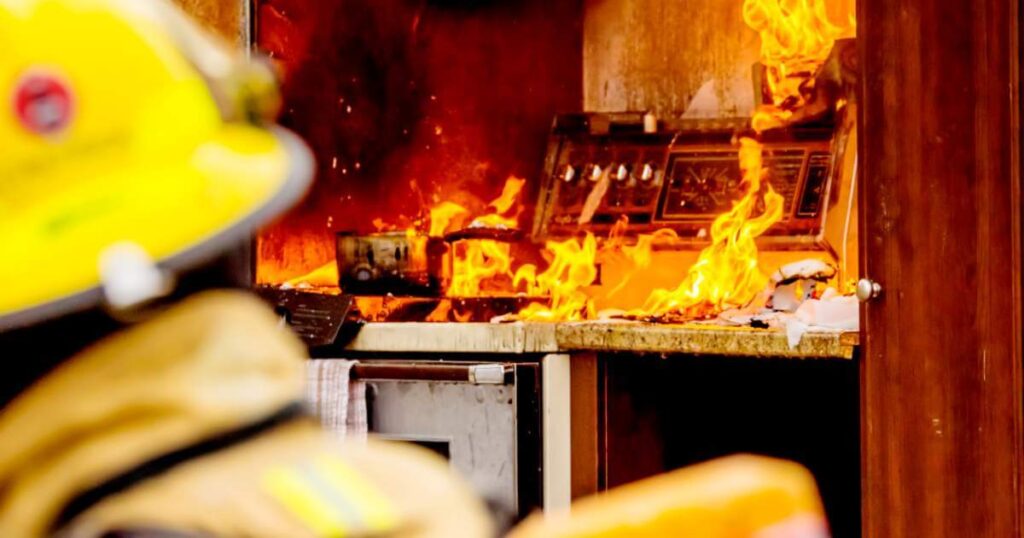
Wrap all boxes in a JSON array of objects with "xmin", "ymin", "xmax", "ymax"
[{"xmin": 349, "ymin": 360, "xmax": 543, "ymax": 520}]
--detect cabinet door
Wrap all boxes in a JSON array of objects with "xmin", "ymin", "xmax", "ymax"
[{"xmin": 858, "ymin": 0, "xmax": 1023, "ymax": 536}]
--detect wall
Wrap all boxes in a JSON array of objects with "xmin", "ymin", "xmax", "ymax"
[
  {"xmin": 253, "ymin": 0, "xmax": 584, "ymax": 281},
  {"xmin": 584, "ymin": 0, "xmax": 759, "ymax": 117},
  {"xmin": 173, "ymin": 0, "xmax": 245, "ymax": 42},
  {"xmin": 583, "ymin": 0, "xmax": 856, "ymax": 117}
]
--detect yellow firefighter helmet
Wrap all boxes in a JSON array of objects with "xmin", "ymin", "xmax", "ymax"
[{"xmin": 0, "ymin": 0, "xmax": 313, "ymax": 330}]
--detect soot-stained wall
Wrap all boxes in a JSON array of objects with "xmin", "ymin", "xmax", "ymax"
[{"xmin": 254, "ymin": 0, "xmax": 583, "ymax": 279}]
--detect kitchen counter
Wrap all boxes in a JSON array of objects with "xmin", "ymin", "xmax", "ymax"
[{"xmin": 343, "ymin": 321, "xmax": 858, "ymax": 359}]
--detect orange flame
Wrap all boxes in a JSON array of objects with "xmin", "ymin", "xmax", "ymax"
[
  {"xmin": 283, "ymin": 261, "xmax": 339, "ymax": 289},
  {"xmin": 429, "ymin": 202, "xmax": 470, "ymax": 237},
  {"xmin": 514, "ymin": 233, "xmax": 599, "ymax": 321},
  {"xmin": 744, "ymin": 0, "xmax": 855, "ymax": 131},
  {"xmin": 635, "ymin": 138, "xmax": 784, "ymax": 319},
  {"xmin": 448, "ymin": 239, "xmax": 515, "ymax": 296},
  {"xmin": 445, "ymin": 176, "xmax": 526, "ymax": 297},
  {"xmin": 489, "ymin": 176, "xmax": 527, "ymax": 215},
  {"xmin": 623, "ymin": 0, "xmax": 849, "ymax": 320},
  {"xmin": 604, "ymin": 226, "xmax": 680, "ymax": 300},
  {"xmin": 258, "ymin": 2, "xmax": 856, "ymax": 325}
]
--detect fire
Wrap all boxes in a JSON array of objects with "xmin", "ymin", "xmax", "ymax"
[
  {"xmin": 616, "ymin": 0, "xmax": 852, "ymax": 321},
  {"xmin": 510, "ymin": 219, "xmax": 676, "ymax": 321},
  {"xmin": 435, "ymin": 176, "xmax": 526, "ymax": 298},
  {"xmin": 429, "ymin": 202, "xmax": 469, "ymax": 237},
  {"xmin": 283, "ymin": 261, "xmax": 339, "ymax": 289},
  {"xmin": 489, "ymin": 176, "xmax": 526, "ymax": 215},
  {"xmin": 448, "ymin": 239, "xmax": 515, "ymax": 296},
  {"xmin": 634, "ymin": 139, "xmax": 785, "ymax": 319},
  {"xmin": 254, "ymin": 231, "xmax": 335, "ymax": 288},
  {"xmin": 604, "ymin": 225, "xmax": 679, "ymax": 300},
  {"xmin": 259, "ymin": 1, "xmax": 855, "ymax": 326},
  {"xmin": 743, "ymin": 0, "xmax": 854, "ymax": 131},
  {"xmin": 513, "ymin": 233, "xmax": 599, "ymax": 321}
]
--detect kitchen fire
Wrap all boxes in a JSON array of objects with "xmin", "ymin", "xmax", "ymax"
[
  {"xmin": 246, "ymin": 0, "xmax": 863, "ymax": 532},
  {"xmin": 5, "ymin": 0, "xmax": 1017, "ymax": 535},
  {"xmin": 256, "ymin": 0, "xmax": 858, "ymax": 331}
]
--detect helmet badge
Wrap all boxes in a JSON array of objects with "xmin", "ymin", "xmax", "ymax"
[{"xmin": 12, "ymin": 71, "xmax": 75, "ymax": 137}]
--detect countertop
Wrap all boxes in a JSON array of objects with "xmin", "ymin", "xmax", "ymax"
[{"xmin": 343, "ymin": 321, "xmax": 858, "ymax": 359}]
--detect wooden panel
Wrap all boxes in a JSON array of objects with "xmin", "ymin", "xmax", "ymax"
[
  {"xmin": 583, "ymin": 0, "xmax": 855, "ymax": 116},
  {"xmin": 602, "ymin": 356, "xmax": 665, "ymax": 489},
  {"xmin": 584, "ymin": 0, "xmax": 757, "ymax": 116},
  {"xmin": 570, "ymin": 353, "xmax": 599, "ymax": 499},
  {"xmin": 174, "ymin": 0, "xmax": 245, "ymax": 42},
  {"xmin": 858, "ymin": 0, "xmax": 1023, "ymax": 535},
  {"xmin": 600, "ymin": 353, "xmax": 861, "ymax": 535}
]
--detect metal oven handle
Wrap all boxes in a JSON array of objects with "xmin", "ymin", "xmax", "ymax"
[{"xmin": 350, "ymin": 363, "xmax": 512, "ymax": 385}]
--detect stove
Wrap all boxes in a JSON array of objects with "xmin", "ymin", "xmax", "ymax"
[{"xmin": 533, "ymin": 114, "xmax": 837, "ymax": 246}]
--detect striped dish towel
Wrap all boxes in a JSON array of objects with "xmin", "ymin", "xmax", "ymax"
[{"xmin": 305, "ymin": 359, "xmax": 368, "ymax": 440}]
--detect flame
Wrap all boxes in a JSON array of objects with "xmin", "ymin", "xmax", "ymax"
[
  {"xmin": 254, "ymin": 231, "xmax": 336, "ymax": 287},
  {"xmin": 615, "ymin": 0, "xmax": 852, "ymax": 321},
  {"xmin": 444, "ymin": 176, "xmax": 525, "ymax": 297},
  {"xmin": 448, "ymin": 239, "xmax": 514, "ymax": 296},
  {"xmin": 634, "ymin": 139, "xmax": 785, "ymax": 319},
  {"xmin": 257, "ymin": 1, "xmax": 856, "ymax": 325},
  {"xmin": 604, "ymin": 227, "xmax": 679, "ymax": 300},
  {"xmin": 283, "ymin": 261, "xmax": 339, "ymax": 289},
  {"xmin": 514, "ymin": 233, "xmax": 599, "ymax": 321},
  {"xmin": 429, "ymin": 202, "xmax": 470, "ymax": 237},
  {"xmin": 489, "ymin": 176, "xmax": 526, "ymax": 214},
  {"xmin": 355, "ymin": 296, "xmax": 386, "ymax": 320},
  {"xmin": 425, "ymin": 301, "xmax": 452, "ymax": 322},
  {"xmin": 743, "ymin": 0, "xmax": 854, "ymax": 131}
]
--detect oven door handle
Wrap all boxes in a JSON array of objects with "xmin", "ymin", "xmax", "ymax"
[{"xmin": 350, "ymin": 363, "xmax": 512, "ymax": 385}]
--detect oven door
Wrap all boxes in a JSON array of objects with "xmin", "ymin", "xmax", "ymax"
[{"xmin": 352, "ymin": 360, "xmax": 542, "ymax": 520}]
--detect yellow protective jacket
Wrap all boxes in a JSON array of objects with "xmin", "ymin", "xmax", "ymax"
[
  {"xmin": 510, "ymin": 455, "xmax": 829, "ymax": 538},
  {"xmin": 0, "ymin": 291, "xmax": 491, "ymax": 538}
]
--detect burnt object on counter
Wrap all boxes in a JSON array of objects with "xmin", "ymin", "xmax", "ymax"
[
  {"xmin": 353, "ymin": 295, "xmax": 544, "ymax": 323},
  {"xmin": 336, "ymin": 231, "xmax": 450, "ymax": 296},
  {"xmin": 443, "ymin": 226, "xmax": 525, "ymax": 243}
]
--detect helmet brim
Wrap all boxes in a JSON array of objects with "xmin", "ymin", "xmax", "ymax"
[{"xmin": 0, "ymin": 125, "xmax": 314, "ymax": 332}]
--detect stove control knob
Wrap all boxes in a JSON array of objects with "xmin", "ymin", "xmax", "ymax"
[
  {"xmin": 613, "ymin": 163, "xmax": 630, "ymax": 183},
  {"xmin": 855, "ymin": 278, "xmax": 882, "ymax": 302},
  {"xmin": 560, "ymin": 164, "xmax": 577, "ymax": 183},
  {"xmin": 639, "ymin": 162, "xmax": 657, "ymax": 183},
  {"xmin": 584, "ymin": 164, "xmax": 604, "ymax": 182}
]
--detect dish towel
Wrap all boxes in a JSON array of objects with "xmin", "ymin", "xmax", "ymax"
[{"xmin": 305, "ymin": 359, "xmax": 368, "ymax": 440}]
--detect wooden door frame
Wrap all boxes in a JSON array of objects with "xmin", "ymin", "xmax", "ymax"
[{"xmin": 858, "ymin": 0, "xmax": 1024, "ymax": 535}]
